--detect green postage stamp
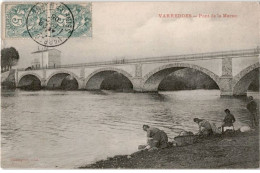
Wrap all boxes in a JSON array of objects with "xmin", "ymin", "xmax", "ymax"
[{"xmin": 3, "ymin": 2, "xmax": 92, "ymax": 39}]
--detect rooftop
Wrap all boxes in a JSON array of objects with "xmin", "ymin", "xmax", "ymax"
[{"xmin": 31, "ymin": 48, "xmax": 61, "ymax": 54}]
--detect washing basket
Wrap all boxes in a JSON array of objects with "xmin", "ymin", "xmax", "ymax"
[{"xmin": 174, "ymin": 131, "xmax": 198, "ymax": 146}]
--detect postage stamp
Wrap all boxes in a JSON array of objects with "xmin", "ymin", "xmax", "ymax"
[
  {"xmin": 3, "ymin": 2, "xmax": 92, "ymax": 40},
  {"xmin": 4, "ymin": 3, "xmax": 34, "ymax": 38},
  {"xmin": 66, "ymin": 3, "xmax": 92, "ymax": 37}
]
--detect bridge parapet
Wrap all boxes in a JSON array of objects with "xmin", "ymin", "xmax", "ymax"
[{"xmin": 17, "ymin": 48, "xmax": 259, "ymax": 72}]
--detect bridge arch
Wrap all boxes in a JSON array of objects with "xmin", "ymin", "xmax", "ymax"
[
  {"xmin": 142, "ymin": 63, "xmax": 221, "ymax": 92},
  {"xmin": 17, "ymin": 72, "xmax": 42, "ymax": 89},
  {"xmin": 232, "ymin": 62, "xmax": 259, "ymax": 96},
  {"xmin": 46, "ymin": 70, "xmax": 81, "ymax": 89},
  {"xmin": 85, "ymin": 67, "xmax": 134, "ymax": 90}
]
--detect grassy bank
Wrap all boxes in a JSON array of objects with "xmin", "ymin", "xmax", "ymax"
[{"xmin": 80, "ymin": 131, "xmax": 259, "ymax": 169}]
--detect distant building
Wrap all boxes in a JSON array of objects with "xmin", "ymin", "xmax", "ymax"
[{"xmin": 31, "ymin": 49, "xmax": 61, "ymax": 69}]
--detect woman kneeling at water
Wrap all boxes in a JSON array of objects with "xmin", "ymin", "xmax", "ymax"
[
  {"xmin": 193, "ymin": 118, "xmax": 213, "ymax": 136},
  {"xmin": 143, "ymin": 125, "xmax": 168, "ymax": 149}
]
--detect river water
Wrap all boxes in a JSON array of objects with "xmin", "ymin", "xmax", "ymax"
[{"xmin": 1, "ymin": 89, "xmax": 258, "ymax": 168}]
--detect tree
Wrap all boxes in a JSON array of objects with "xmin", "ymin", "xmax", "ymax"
[{"xmin": 1, "ymin": 47, "xmax": 19, "ymax": 72}]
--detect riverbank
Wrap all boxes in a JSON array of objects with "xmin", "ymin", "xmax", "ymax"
[{"xmin": 81, "ymin": 130, "xmax": 259, "ymax": 169}]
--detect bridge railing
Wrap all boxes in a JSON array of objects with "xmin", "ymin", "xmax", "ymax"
[{"xmin": 17, "ymin": 48, "xmax": 260, "ymax": 71}]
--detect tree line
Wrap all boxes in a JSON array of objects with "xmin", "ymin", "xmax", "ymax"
[{"xmin": 1, "ymin": 47, "xmax": 19, "ymax": 72}]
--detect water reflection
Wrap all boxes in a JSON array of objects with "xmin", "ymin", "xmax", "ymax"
[{"xmin": 148, "ymin": 93, "xmax": 171, "ymax": 102}]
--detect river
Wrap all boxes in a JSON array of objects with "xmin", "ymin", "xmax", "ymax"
[{"xmin": 1, "ymin": 89, "xmax": 258, "ymax": 168}]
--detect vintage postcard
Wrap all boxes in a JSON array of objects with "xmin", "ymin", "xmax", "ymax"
[{"xmin": 1, "ymin": 0, "xmax": 259, "ymax": 169}]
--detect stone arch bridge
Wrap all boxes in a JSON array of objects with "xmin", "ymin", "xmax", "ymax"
[{"xmin": 16, "ymin": 48, "xmax": 260, "ymax": 96}]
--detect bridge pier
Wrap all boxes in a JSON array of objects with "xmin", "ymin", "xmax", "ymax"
[
  {"xmin": 78, "ymin": 67, "xmax": 86, "ymax": 90},
  {"xmin": 132, "ymin": 64, "xmax": 144, "ymax": 92},
  {"xmin": 41, "ymin": 69, "xmax": 47, "ymax": 88},
  {"xmin": 219, "ymin": 57, "xmax": 233, "ymax": 96},
  {"xmin": 219, "ymin": 76, "xmax": 233, "ymax": 96},
  {"xmin": 41, "ymin": 79, "xmax": 47, "ymax": 88},
  {"xmin": 78, "ymin": 79, "xmax": 85, "ymax": 90},
  {"xmin": 15, "ymin": 70, "xmax": 19, "ymax": 87},
  {"xmin": 132, "ymin": 78, "xmax": 144, "ymax": 92}
]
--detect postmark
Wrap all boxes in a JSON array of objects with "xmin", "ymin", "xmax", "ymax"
[
  {"xmin": 3, "ymin": 2, "xmax": 92, "ymax": 39},
  {"xmin": 26, "ymin": 2, "xmax": 74, "ymax": 47}
]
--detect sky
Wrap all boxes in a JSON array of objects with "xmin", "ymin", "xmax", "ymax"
[{"xmin": 2, "ymin": 1, "xmax": 260, "ymax": 68}]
